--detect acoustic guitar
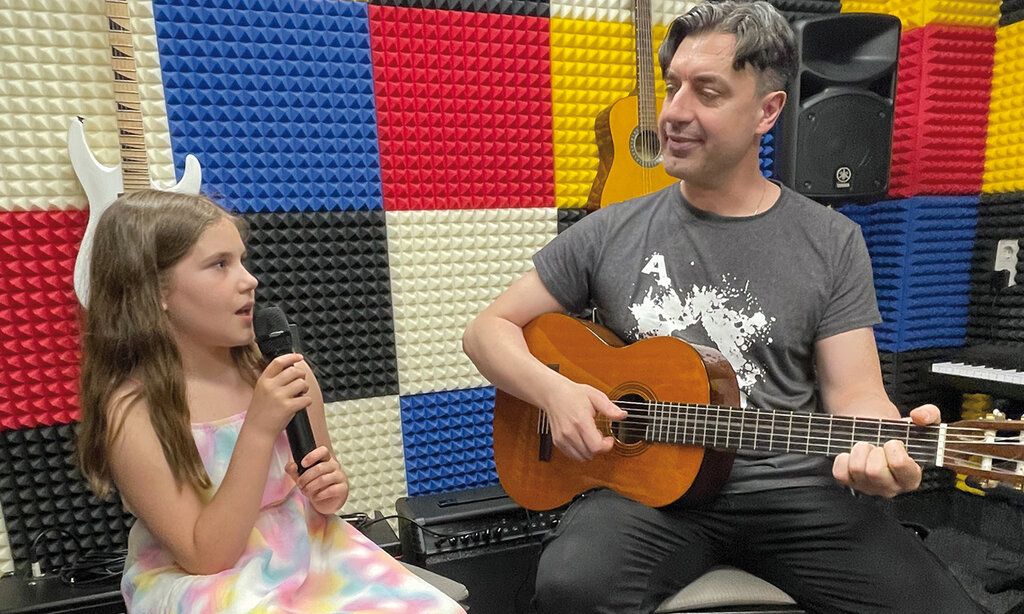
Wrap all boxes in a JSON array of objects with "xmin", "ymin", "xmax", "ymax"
[
  {"xmin": 493, "ymin": 313, "xmax": 1024, "ymax": 511},
  {"xmin": 587, "ymin": 0, "xmax": 678, "ymax": 210},
  {"xmin": 68, "ymin": 0, "xmax": 202, "ymax": 307}
]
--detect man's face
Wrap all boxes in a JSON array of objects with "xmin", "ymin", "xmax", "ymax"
[{"xmin": 658, "ymin": 32, "xmax": 775, "ymax": 186}]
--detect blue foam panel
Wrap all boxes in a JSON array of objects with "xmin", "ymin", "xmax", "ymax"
[
  {"xmin": 153, "ymin": 0, "xmax": 382, "ymax": 212},
  {"xmin": 400, "ymin": 387, "xmax": 499, "ymax": 496},
  {"xmin": 839, "ymin": 196, "xmax": 978, "ymax": 352},
  {"xmin": 759, "ymin": 130, "xmax": 775, "ymax": 179}
]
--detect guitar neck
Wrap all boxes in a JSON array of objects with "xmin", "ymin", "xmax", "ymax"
[
  {"xmin": 106, "ymin": 0, "xmax": 150, "ymax": 191},
  {"xmin": 633, "ymin": 0, "xmax": 657, "ymax": 129},
  {"xmin": 639, "ymin": 403, "xmax": 943, "ymax": 466}
]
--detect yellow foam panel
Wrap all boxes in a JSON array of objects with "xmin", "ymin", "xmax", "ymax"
[
  {"xmin": 983, "ymin": 20, "xmax": 1024, "ymax": 193},
  {"xmin": 843, "ymin": 0, "xmax": 999, "ymax": 29},
  {"xmin": 386, "ymin": 207, "xmax": 557, "ymax": 395},
  {"xmin": 550, "ymin": 18, "xmax": 636, "ymax": 208},
  {"xmin": 0, "ymin": 506, "xmax": 12, "ymax": 576},
  {"xmin": 325, "ymin": 396, "xmax": 408, "ymax": 518},
  {"xmin": 0, "ymin": 0, "xmax": 173, "ymax": 211}
]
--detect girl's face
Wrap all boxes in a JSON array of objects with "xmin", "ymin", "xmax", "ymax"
[{"xmin": 162, "ymin": 217, "xmax": 259, "ymax": 351}]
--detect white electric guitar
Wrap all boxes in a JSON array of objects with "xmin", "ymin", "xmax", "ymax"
[{"xmin": 69, "ymin": 0, "xmax": 202, "ymax": 307}]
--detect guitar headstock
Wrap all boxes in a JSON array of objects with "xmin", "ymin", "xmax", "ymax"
[{"xmin": 942, "ymin": 414, "xmax": 1024, "ymax": 490}]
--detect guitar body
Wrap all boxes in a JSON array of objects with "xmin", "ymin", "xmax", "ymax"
[
  {"xmin": 588, "ymin": 93, "xmax": 679, "ymax": 210},
  {"xmin": 493, "ymin": 314, "xmax": 738, "ymax": 511},
  {"xmin": 68, "ymin": 109, "xmax": 202, "ymax": 306}
]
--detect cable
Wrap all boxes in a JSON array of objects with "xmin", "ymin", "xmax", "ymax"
[
  {"xmin": 57, "ymin": 548, "xmax": 126, "ymax": 587},
  {"xmin": 28, "ymin": 527, "xmax": 81, "ymax": 578}
]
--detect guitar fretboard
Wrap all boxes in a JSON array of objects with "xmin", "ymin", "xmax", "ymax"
[
  {"xmin": 634, "ymin": 0, "xmax": 657, "ymax": 131},
  {"xmin": 632, "ymin": 403, "xmax": 942, "ymax": 466},
  {"xmin": 106, "ymin": 0, "xmax": 150, "ymax": 191}
]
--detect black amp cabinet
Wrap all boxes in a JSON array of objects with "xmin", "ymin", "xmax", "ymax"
[{"xmin": 396, "ymin": 485, "xmax": 565, "ymax": 614}]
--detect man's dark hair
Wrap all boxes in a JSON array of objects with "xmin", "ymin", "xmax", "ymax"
[{"xmin": 658, "ymin": 1, "xmax": 798, "ymax": 94}]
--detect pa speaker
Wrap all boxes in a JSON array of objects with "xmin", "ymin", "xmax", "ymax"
[{"xmin": 775, "ymin": 13, "xmax": 901, "ymax": 203}]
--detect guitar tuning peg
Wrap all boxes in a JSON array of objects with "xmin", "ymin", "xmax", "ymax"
[{"xmin": 991, "ymin": 409, "xmax": 1006, "ymax": 420}]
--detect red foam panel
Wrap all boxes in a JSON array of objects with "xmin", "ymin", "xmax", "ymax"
[
  {"xmin": 889, "ymin": 25, "xmax": 995, "ymax": 198},
  {"xmin": 370, "ymin": 6, "xmax": 554, "ymax": 210},
  {"xmin": 0, "ymin": 210, "xmax": 86, "ymax": 430}
]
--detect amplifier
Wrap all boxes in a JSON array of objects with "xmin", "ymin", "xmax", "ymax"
[{"xmin": 396, "ymin": 485, "xmax": 565, "ymax": 614}]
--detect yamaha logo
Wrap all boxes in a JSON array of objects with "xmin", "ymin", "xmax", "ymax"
[{"xmin": 835, "ymin": 166, "xmax": 852, "ymax": 189}]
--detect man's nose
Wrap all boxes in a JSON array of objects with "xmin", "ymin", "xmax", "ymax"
[{"xmin": 661, "ymin": 90, "xmax": 696, "ymax": 124}]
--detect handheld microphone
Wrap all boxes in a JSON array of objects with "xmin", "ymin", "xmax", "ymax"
[{"xmin": 253, "ymin": 305, "xmax": 317, "ymax": 475}]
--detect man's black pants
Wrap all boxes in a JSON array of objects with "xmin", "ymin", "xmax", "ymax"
[{"xmin": 534, "ymin": 486, "xmax": 982, "ymax": 614}]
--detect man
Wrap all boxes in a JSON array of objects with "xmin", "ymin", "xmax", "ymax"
[{"xmin": 462, "ymin": 2, "xmax": 981, "ymax": 612}]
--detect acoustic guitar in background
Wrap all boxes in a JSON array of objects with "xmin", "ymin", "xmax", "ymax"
[
  {"xmin": 492, "ymin": 314, "xmax": 1024, "ymax": 511},
  {"xmin": 587, "ymin": 0, "xmax": 679, "ymax": 210},
  {"xmin": 69, "ymin": 0, "xmax": 202, "ymax": 307}
]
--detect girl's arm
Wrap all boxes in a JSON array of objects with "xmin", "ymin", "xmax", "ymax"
[{"xmin": 109, "ymin": 354, "xmax": 310, "ymax": 575}]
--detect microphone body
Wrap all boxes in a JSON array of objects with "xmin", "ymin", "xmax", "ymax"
[{"xmin": 253, "ymin": 306, "xmax": 317, "ymax": 475}]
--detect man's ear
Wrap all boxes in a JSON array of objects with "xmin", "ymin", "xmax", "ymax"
[{"xmin": 757, "ymin": 90, "xmax": 787, "ymax": 135}]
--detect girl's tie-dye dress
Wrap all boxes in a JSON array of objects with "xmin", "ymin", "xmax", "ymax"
[{"xmin": 121, "ymin": 411, "xmax": 466, "ymax": 614}]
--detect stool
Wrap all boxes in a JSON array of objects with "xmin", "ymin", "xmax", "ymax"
[{"xmin": 655, "ymin": 565, "xmax": 804, "ymax": 614}]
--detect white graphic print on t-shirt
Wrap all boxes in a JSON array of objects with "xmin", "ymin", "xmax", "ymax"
[{"xmin": 627, "ymin": 253, "xmax": 775, "ymax": 401}]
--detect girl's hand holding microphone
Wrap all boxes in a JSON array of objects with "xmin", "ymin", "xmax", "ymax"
[
  {"xmin": 286, "ymin": 447, "xmax": 349, "ymax": 515},
  {"xmin": 246, "ymin": 354, "xmax": 312, "ymax": 439}
]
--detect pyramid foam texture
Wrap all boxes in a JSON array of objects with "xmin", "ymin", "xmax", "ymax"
[
  {"xmin": 879, "ymin": 347, "xmax": 961, "ymax": 417},
  {"xmin": 983, "ymin": 20, "xmax": 1024, "ymax": 193},
  {"xmin": 370, "ymin": 0, "xmax": 549, "ymax": 16},
  {"xmin": 400, "ymin": 387, "xmax": 499, "ymax": 496},
  {"xmin": 370, "ymin": 6, "xmax": 553, "ymax": 210},
  {"xmin": 0, "ymin": 423, "xmax": 134, "ymax": 573},
  {"xmin": 241, "ymin": 210, "xmax": 399, "ymax": 402},
  {"xmin": 967, "ymin": 192, "xmax": 1024, "ymax": 344},
  {"xmin": 839, "ymin": 196, "xmax": 978, "ymax": 351},
  {"xmin": 0, "ymin": 210, "xmax": 86, "ymax": 431},
  {"xmin": 889, "ymin": 25, "xmax": 995, "ymax": 198},
  {"xmin": 153, "ymin": 0, "xmax": 382, "ymax": 212}
]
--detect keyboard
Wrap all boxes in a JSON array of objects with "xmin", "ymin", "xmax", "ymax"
[{"xmin": 927, "ymin": 344, "xmax": 1024, "ymax": 400}]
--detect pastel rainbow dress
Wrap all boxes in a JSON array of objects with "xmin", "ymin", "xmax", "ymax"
[{"xmin": 121, "ymin": 411, "xmax": 466, "ymax": 614}]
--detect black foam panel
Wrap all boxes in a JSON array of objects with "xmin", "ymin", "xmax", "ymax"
[
  {"xmin": 769, "ymin": 0, "xmax": 841, "ymax": 21},
  {"xmin": 1001, "ymin": 0, "xmax": 1024, "ymax": 25},
  {"xmin": 967, "ymin": 193, "xmax": 1024, "ymax": 346},
  {"xmin": 242, "ymin": 211, "xmax": 400, "ymax": 402},
  {"xmin": 557, "ymin": 208, "xmax": 588, "ymax": 235},
  {"xmin": 879, "ymin": 347, "xmax": 961, "ymax": 418},
  {"xmin": 0, "ymin": 424, "xmax": 134, "ymax": 573}
]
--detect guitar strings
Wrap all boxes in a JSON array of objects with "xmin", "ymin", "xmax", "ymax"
[{"xmin": 607, "ymin": 399, "xmax": 1021, "ymax": 437}]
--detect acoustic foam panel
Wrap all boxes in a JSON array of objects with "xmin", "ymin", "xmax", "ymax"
[
  {"xmin": 983, "ymin": 19, "xmax": 1024, "ymax": 193},
  {"xmin": 153, "ymin": 0, "xmax": 382, "ymax": 212},
  {"xmin": 889, "ymin": 25, "xmax": 995, "ymax": 198},
  {"xmin": 967, "ymin": 191, "xmax": 1024, "ymax": 344},
  {"xmin": 845, "ymin": 0, "xmax": 1000, "ymax": 29},
  {"xmin": 370, "ymin": 6, "xmax": 554, "ymax": 210},
  {"xmin": 386, "ymin": 207, "xmax": 557, "ymax": 395},
  {"xmin": 0, "ymin": 423, "xmax": 134, "ymax": 574},
  {"xmin": 0, "ymin": 210, "xmax": 85, "ymax": 431},
  {"xmin": 400, "ymin": 387, "xmax": 498, "ymax": 496},
  {"xmin": 1003, "ymin": 0, "xmax": 1024, "ymax": 24},
  {"xmin": 840, "ymin": 196, "xmax": 977, "ymax": 352},
  {"xmin": 325, "ymin": 396, "xmax": 408, "ymax": 517},
  {"xmin": 879, "ymin": 346, "xmax": 961, "ymax": 416},
  {"xmin": 0, "ymin": 0, "xmax": 173, "ymax": 210},
  {"xmin": 241, "ymin": 210, "xmax": 399, "ymax": 403},
  {"xmin": 370, "ymin": 0, "xmax": 548, "ymax": 17}
]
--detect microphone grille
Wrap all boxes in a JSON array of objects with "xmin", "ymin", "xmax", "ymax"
[{"xmin": 253, "ymin": 305, "xmax": 292, "ymax": 358}]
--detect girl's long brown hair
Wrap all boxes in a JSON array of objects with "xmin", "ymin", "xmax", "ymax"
[{"xmin": 77, "ymin": 190, "xmax": 262, "ymax": 498}]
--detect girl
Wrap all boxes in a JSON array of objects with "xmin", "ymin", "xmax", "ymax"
[{"xmin": 76, "ymin": 189, "xmax": 466, "ymax": 614}]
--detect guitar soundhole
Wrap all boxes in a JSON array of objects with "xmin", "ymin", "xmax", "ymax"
[
  {"xmin": 630, "ymin": 128, "xmax": 663, "ymax": 168},
  {"xmin": 611, "ymin": 393, "xmax": 649, "ymax": 445}
]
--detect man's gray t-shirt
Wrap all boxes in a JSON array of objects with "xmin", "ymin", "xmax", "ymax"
[{"xmin": 533, "ymin": 182, "xmax": 881, "ymax": 493}]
